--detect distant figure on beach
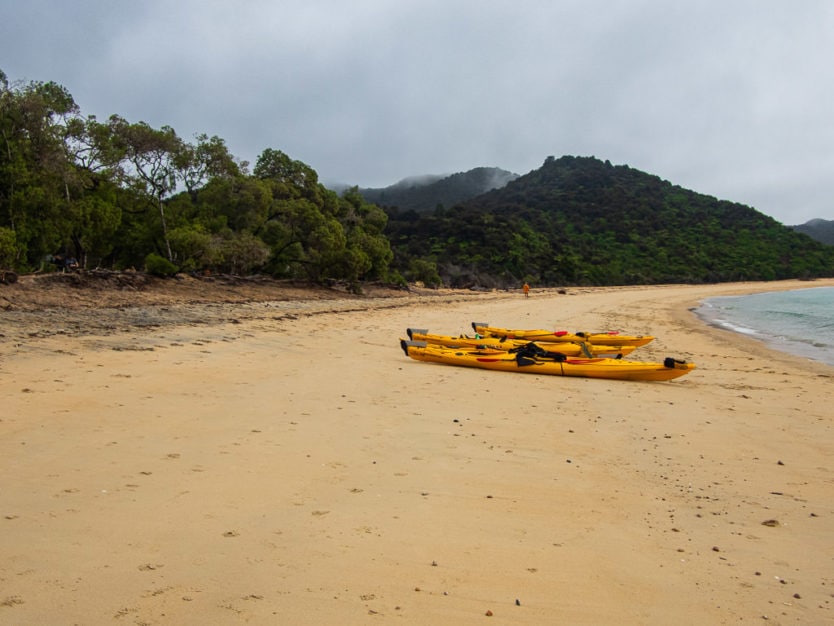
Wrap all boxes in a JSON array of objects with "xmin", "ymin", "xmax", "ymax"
[{"xmin": 523, "ymin": 282, "xmax": 530, "ymax": 298}]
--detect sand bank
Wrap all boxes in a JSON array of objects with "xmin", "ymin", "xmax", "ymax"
[{"xmin": 1, "ymin": 279, "xmax": 833, "ymax": 624}]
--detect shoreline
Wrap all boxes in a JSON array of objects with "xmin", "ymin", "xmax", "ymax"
[
  {"xmin": 1, "ymin": 279, "xmax": 833, "ymax": 624},
  {"xmin": 694, "ymin": 286, "xmax": 834, "ymax": 368},
  {"xmin": 680, "ymin": 281, "xmax": 834, "ymax": 377}
]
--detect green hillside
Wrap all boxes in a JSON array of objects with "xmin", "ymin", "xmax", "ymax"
[{"xmin": 384, "ymin": 156, "xmax": 834, "ymax": 287}]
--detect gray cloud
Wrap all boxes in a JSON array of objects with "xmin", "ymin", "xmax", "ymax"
[{"xmin": 3, "ymin": 0, "xmax": 832, "ymax": 223}]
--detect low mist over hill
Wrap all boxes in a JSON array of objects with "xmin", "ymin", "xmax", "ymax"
[
  {"xmin": 357, "ymin": 167, "xmax": 519, "ymax": 213},
  {"xmin": 790, "ymin": 219, "xmax": 834, "ymax": 245}
]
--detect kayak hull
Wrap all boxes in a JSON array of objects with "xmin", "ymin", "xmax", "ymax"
[
  {"xmin": 401, "ymin": 341, "xmax": 695, "ymax": 382},
  {"xmin": 406, "ymin": 328, "xmax": 636, "ymax": 358},
  {"xmin": 471, "ymin": 322, "xmax": 654, "ymax": 348}
]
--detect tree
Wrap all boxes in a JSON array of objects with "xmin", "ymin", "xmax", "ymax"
[
  {"xmin": 108, "ymin": 115, "xmax": 183, "ymax": 261},
  {"xmin": 176, "ymin": 133, "xmax": 241, "ymax": 199},
  {"xmin": 254, "ymin": 149, "xmax": 346, "ymax": 280},
  {"xmin": 211, "ymin": 231, "xmax": 270, "ymax": 275},
  {"xmin": 339, "ymin": 187, "xmax": 393, "ymax": 281},
  {"xmin": 55, "ymin": 115, "xmax": 127, "ymax": 268},
  {"xmin": 167, "ymin": 224, "xmax": 215, "ymax": 271},
  {"xmin": 254, "ymin": 148, "xmax": 311, "ymax": 184},
  {"xmin": 194, "ymin": 175, "xmax": 271, "ymax": 233},
  {"xmin": 0, "ymin": 75, "xmax": 81, "ymax": 265},
  {"xmin": 0, "ymin": 225, "xmax": 19, "ymax": 268}
]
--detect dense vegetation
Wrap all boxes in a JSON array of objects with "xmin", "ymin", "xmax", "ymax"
[
  {"xmin": 0, "ymin": 70, "xmax": 393, "ymax": 289},
  {"xmin": 383, "ymin": 156, "xmax": 834, "ymax": 287},
  {"xmin": 3, "ymin": 69, "xmax": 832, "ymax": 289}
]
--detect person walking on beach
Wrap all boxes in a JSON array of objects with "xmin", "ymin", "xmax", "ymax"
[{"xmin": 523, "ymin": 282, "xmax": 530, "ymax": 298}]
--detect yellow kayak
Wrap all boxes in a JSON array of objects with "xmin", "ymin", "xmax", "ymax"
[
  {"xmin": 406, "ymin": 328, "xmax": 637, "ymax": 358},
  {"xmin": 471, "ymin": 322, "xmax": 654, "ymax": 348},
  {"xmin": 400, "ymin": 340, "xmax": 695, "ymax": 382}
]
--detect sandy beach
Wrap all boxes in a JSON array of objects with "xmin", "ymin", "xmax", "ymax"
[{"xmin": 1, "ymin": 278, "xmax": 833, "ymax": 624}]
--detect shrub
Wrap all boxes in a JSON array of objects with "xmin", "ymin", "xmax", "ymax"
[
  {"xmin": 0, "ymin": 227, "xmax": 19, "ymax": 269},
  {"xmin": 144, "ymin": 252, "xmax": 178, "ymax": 277}
]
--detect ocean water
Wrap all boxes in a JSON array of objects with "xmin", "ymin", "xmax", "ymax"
[{"xmin": 696, "ymin": 286, "xmax": 834, "ymax": 367}]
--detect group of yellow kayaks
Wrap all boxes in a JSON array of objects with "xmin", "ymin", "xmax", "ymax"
[{"xmin": 399, "ymin": 322, "xmax": 696, "ymax": 382}]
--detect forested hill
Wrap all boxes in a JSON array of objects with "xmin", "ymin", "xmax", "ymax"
[
  {"xmin": 359, "ymin": 167, "xmax": 518, "ymax": 213},
  {"xmin": 384, "ymin": 155, "xmax": 834, "ymax": 287},
  {"xmin": 791, "ymin": 219, "xmax": 834, "ymax": 245},
  {"xmin": 2, "ymin": 68, "xmax": 831, "ymax": 289}
]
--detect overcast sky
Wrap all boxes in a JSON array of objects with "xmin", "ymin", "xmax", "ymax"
[{"xmin": 3, "ymin": 1, "xmax": 832, "ymax": 224}]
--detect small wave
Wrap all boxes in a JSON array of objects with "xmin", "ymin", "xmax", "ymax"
[{"xmin": 711, "ymin": 318, "xmax": 760, "ymax": 336}]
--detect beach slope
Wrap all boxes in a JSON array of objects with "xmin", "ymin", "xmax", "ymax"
[{"xmin": 1, "ymin": 279, "xmax": 832, "ymax": 624}]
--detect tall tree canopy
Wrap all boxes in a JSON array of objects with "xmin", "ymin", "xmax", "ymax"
[{"xmin": 0, "ymin": 70, "xmax": 394, "ymax": 284}]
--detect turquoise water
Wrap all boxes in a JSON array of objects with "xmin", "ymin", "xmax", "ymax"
[{"xmin": 696, "ymin": 286, "xmax": 834, "ymax": 367}]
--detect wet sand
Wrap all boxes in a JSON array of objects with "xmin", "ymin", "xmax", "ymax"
[{"xmin": 1, "ymin": 279, "xmax": 833, "ymax": 624}]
